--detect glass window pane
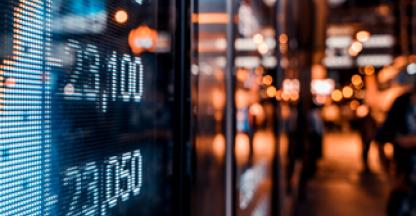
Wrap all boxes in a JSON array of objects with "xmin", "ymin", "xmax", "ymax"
[
  {"xmin": 0, "ymin": 0, "xmax": 176, "ymax": 215},
  {"xmin": 190, "ymin": 1, "xmax": 228, "ymax": 215}
]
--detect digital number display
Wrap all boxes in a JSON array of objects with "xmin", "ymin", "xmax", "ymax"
[{"xmin": 0, "ymin": 0, "xmax": 174, "ymax": 215}]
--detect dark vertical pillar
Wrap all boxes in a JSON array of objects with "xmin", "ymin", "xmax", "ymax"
[
  {"xmin": 173, "ymin": 0, "xmax": 191, "ymax": 215},
  {"xmin": 225, "ymin": 0, "xmax": 237, "ymax": 216}
]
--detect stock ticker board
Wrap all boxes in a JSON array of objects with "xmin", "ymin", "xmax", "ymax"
[{"xmin": 0, "ymin": 0, "xmax": 173, "ymax": 215}]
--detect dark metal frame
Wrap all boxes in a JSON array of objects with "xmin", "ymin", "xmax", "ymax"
[
  {"xmin": 173, "ymin": 0, "xmax": 192, "ymax": 215},
  {"xmin": 225, "ymin": 0, "xmax": 238, "ymax": 216}
]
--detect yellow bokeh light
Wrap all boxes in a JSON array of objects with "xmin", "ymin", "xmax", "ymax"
[
  {"xmin": 331, "ymin": 89, "xmax": 343, "ymax": 102},
  {"xmin": 253, "ymin": 34, "xmax": 264, "ymax": 44},
  {"xmin": 342, "ymin": 86, "xmax": 354, "ymax": 98},
  {"xmin": 356, "ymin": 104, "xmax": 369, "ymax": 118},
  {"xmin": 212, "ymin": 134, "xmax": 226, "ymax": 162},
  {"xmin": 364, "ymin": 65, "xmax": 375, "ymax": 75},
  {"xmin": 356, "ymin": 30, "xmax": 371, "ymax": 43},
  {"xmin": 350, "ymin": 100, "xmax": 360, "ymax": 110},
  {"xmin": 315, "ymin": 95, "xmax": 326, "ymax": 105},
  {"xmin": 262, "ymin": 75, "xmax": 273, "ymax": 86},
  {"xmin": 275, "ymin": 90, "xmax": 282, "ymax": 101},
  {"xmin": 349, "ymin": 41, "xmax": 363, "ymax": 56},
  {"xmin": 253, "ymin": 131, "xmax": 275, "ymax": 162},
  {"xmin": 281, "ymin": 92, "xmax": 290, "ymax": 102},
  {"xmin": 290, "ymin": 92, "xmax": 299, "ymax": 102},
  {"xmin": 384, "ymin": 142, "xmax": 394, "ymax": 159},
  {"xmin": 266, "ymin": 86, "xmax": 277, "ymax": 98},
  {"xmin": 235, "ymin": 133, "xmax": 250, "ymax": 165},
  {"xmin": 351, "ymin": 74, "xmax": 363, "ymax": 86},
  {"xmin": 115, "ymin": 9, "xmax": 128, "ymax": 24},
  {"xmin": 279, "ymin": 33, "xmax": 288, "ymax": 44},
  {"xmin": 236, "ymin": 69, "xmax": 249, "ymax": 82},
  {"xmin": 258, "ymin": 43, "xmax": 269, "ymax": 55}
]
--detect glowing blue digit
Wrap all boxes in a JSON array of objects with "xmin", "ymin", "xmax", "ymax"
[
  {"xmin": 108, "ymin": 51, "xmax": 118, "ymax": 102},
  {"xmin": 131, "ymin": 150, "xmax": 142, "ymax": 196},
  {"xmin": 63, "ymin": 167, "xmax": 81, "ymax": 216},
  {"xmin": 104, "ymin": 157, "xmax": 120, "ymax": 208},
  {"xmin": 65, "ymin": 40, "xmax": 83, "ymax": 100},
  {"xmin": 121, "ymin": 55, "xmax": 144, "ymax": 102},
  {"xmin": 84, "ymin": 44, "xmax": 100, "ymax": 102},
  {"xmin": 82, "ymin": 162, "xmax": 99, "ymax": 216},
  {"xmin": 133, "ymin": 57, "xmax": 144, "ymax": 102},
  {"xmin": 120, "ymin": 153, "xmax": 132, "ymax": 201},
  {"xmin": 120, "ymin": 54, "xmax": 131, "ymax": 102}
]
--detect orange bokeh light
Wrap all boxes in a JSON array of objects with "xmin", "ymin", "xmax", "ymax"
[
  {"xmin": 342, "ymin": 86, "xmax": 354, "ymax": 98},
  {"xmin": 266, "ymin": 86, "xmax": 277, "ymax": 98},
  {"xmin": 235, "ymin": 133, "xmax": 250, "ymax": 165},
  {"xmin": 279, "ymin": 33, "xmax": 288, "ymax": 44},
  {"xmin": 356, "ymin": 30, "xmax": 371, "ymax": 43},
  {"xmin": 114, "ymin": 10, "xmax": 128, "ymax": 24},
  {"xmin": 253, "ymin": 131, "xmax": 275, "ymax": 162},
  {"xmin": 128, "ymin": 25, "xmax": 158, "ymax": 55},
  {"xmin": 262, "ymin": 75, "xmax": 273, "ymax": 86},
  {"xmin": 212, "ymin": 134, "xmax": 226, "ymax": 162},
  {"xmin": 364, "ymin": 65, "xmax": 375, "ymax": 75},
  {"xmin": 331, "ymin": 89, "xmax": 343, "ymax": 102}
]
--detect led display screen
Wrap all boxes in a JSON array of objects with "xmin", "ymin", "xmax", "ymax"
[{"xmin": 0, "ymin": 0, "xmax": 175, "ymax": 215}]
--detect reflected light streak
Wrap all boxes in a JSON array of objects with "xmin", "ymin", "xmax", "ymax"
[
  {"xmin": 384, "ymin": 143, "xmax": 394, "ymax": 159},
  {"xmin": 212, "ymin": 88, "xmax": 226, "ymax": 110},
  {"xmin": 192, "ymin": 13, "xmax": 228, "ymax": 24},
  {"xmin": 279, "ymin": 34, "xmax": 288, "ymax": 44},
  {"xmin": 235, "ymin": 133, "xmax": 250, "ymax": 165},
  {"xmin": 235, "ymin": 89, "xmax": 250, "ymax": 109},
  {"xmin": 253, "ymin": 131, "xmax": 275, "ymax": 162},
  {"xmin": 249, "ymin": 103, "xmax": 266, "ymax": 125},
  {"xmin": 312, "ymin": 64, "xmax": 327, "ymax": 79},
  {"xmin": 237, "ymin": 69, "xmax": 249, "ymax": 82},
  {"xmin": 212, "ymin": 134, "xmax": 226, "ymax": 162}
]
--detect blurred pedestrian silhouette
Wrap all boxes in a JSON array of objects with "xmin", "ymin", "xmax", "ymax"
[
  {"xmin": 285, "ymin": 104, "xmax": 300, "ymax": 194},
  {"xmin": 376, "ymin": 87, "xmax": 416, "ymax": 215},
  {"xmin": 354, "ymin": 108, "xmax": 377, "ymax": 173},
  {"xmin": 306, "ymin": 105, "xmax": 324, "ymax": 177}
]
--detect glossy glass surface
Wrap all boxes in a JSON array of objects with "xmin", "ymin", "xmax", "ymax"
[
  {"xmin": 190, "ymin": 1, "xmax": 228, "ymax": 215},
  {"xmin": 234, "ymin": 1, "xmax": 278, "ymax": 216},
  {"xmin": 0, "ymin": 0, "xmax": 175, "ymax": 215}
]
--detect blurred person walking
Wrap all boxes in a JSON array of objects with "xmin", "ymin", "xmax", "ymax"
[
  {"xmin": 376, "ymin": 87, "xmax": 416, "ymax": 215},
  {"xmin": 285, "ymin": 104, "xmax": 300, "ymax": 194},
  {"xmin": 355, "ymin": 108, "xmax": 377, "ymax": 173},
  {"xmin": 306, "ymin": 105, "xmax": 324, "ymax": 177}
]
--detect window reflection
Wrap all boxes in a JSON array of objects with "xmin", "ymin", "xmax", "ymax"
[{"xmin": 191, "ymin": 1, "xmax": 228, "ymax": 215}]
